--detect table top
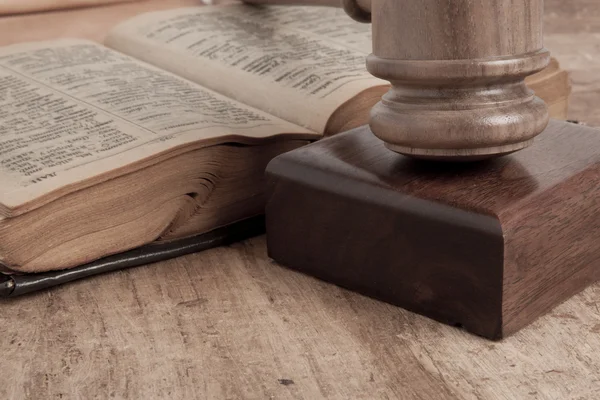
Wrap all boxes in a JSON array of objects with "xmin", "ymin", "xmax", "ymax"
[{"xmin": 0, "ymin": 1, "xmax": 598, "ymax": 399}]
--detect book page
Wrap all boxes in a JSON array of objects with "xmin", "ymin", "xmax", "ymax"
[
  {"xmin": 105, "ymin": 5, "xmax": 385, "ymax": 133},
  {"xmin": 0, "ymin": 39, "xmax": 313, "ymax": 215},
  {"xmin": 259, "ymin": 5, "xmax": 373, "ymax": 53}
]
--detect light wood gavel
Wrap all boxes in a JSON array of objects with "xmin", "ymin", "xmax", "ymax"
[{"xmin": 244, "ymin": 0, "xmax": 549, "ymax": 160}]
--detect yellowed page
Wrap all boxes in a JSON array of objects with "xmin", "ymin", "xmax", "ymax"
[
  {"xmin": 0, "ymin": 39, "xmax": 313, "ymax": 215},
  {"xmin": 105, "ymin": 5, "xmax": 384, "ymax": 133}
]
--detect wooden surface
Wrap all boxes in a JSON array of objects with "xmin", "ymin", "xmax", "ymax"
[
  {"xmin": 265, "ymin": 120, "xmax": 600, "ymax": 339},
  {"xmin": 0, "ymin": 0, "xmax": 130, "ymax": 16},
  {"xmin": 544, "ymin": 0, "xmax": 600, "ymax": 127},
  {"xmin": 0, "ymin": 1, "xmax": 598, "ymax": 399},
  {"xmin": 0, "ymin": 0, "xmax": 203, "ymax": 45}
]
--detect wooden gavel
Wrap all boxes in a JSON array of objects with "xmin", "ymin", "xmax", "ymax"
[{"xmin": 244, "ymin": 0, "xmax": 550, "ymax": 160}]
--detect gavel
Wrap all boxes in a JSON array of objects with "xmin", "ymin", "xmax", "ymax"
[
  {"xmin": 244, "ymin": 0, "xmax": 549, "ymax": 160},
  {"xmin": 259, "ymin": 0, "xmax": 600, "ymax": 340}
]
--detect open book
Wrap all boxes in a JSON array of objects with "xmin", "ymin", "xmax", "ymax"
[{"xmin": 0, "ymin": 5, "xmax": 571, "ymax": 274}]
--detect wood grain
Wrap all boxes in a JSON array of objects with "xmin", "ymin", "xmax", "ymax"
[
  {"xmin": 0, "ymin": 0, "xmax": 598, "ymax": 399},
  {"xmin": 367, "ymin": 0, "xmax": 550, "ymax": 160},
  {"xmin": 265, "ymin": 120, "xmax": 600, "ymax": 339},
  {"xmin": 0, "ymin": 0, "xmax": 203, "ymax": 45},
  {"xmin": 2, "ymin": 237, "xmax": 600, "ymax": 399},
  {"xmin": 0, "ymin": 0, "xmax": 131, "ymax": 16}
]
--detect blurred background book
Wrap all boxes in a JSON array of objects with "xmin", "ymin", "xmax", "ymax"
[{"xmin": 0, "ymin": 0, "xmax": 133, "ymax": 15}]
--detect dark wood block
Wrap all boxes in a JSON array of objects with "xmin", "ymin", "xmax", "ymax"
[{"xmin": 265, "ymin": 120, "xmax": 600, "ymax": 340}]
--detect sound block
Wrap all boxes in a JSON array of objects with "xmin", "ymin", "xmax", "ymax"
[{"xmin": 265, "ymin": 120, "xmax": 600, "ymax": 340}]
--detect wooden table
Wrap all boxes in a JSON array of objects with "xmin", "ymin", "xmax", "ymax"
[{"xmin": 0, "ymin": 1, "xmax": 598, "ymax": 399}]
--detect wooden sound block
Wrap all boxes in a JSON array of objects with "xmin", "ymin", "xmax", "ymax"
[{"xmin": 265, "ymin": 120, "xmax": 600, "ymax": 340}]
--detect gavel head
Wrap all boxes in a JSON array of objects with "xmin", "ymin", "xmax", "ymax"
[
  {"xmin": 350, "ymin": 0, "xmax": 550, "ymax": 161},
  {"xmin": 342, "ymin": 0, "xmax": 371, "ymax": 23}
]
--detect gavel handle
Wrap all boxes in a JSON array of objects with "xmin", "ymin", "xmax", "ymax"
[{"xmin": 241, "ymin": 0, "xmax": 372, "ymax": 22}]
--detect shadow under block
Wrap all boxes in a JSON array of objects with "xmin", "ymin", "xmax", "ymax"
[{"xmin": 265, "ymin": 120, "xmax": 600, "ymax": 340}]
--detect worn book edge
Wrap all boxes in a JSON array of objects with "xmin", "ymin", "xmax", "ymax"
[{"xmin": 0, "ymin": 215, "xmax": 265, "ymax": 297}]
